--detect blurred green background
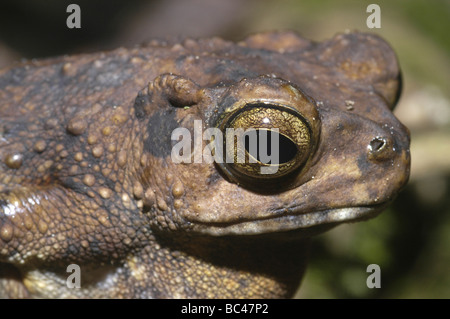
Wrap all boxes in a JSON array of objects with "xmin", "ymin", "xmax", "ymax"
[{"xmin": 0, "ymin": 0, "xmax": 448, "ymax": 298}]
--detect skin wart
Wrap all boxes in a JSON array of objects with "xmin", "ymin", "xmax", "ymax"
[{"xmin": 0, "ymin": 31, "xmax": 410, "ymax": 298}]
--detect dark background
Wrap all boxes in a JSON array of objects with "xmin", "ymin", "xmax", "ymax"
[{"xmin": 0, "ymin": 0, "xmax": 448, "ymax": 298}]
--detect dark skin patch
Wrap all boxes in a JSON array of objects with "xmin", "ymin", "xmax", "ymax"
[
  {"xmin": 144, "ymin": 109, "xmax": 180, "ymax": 158},
  {"xmin": 357, "ymin": 153, "xmax": 371, "ymax": 174},
  {"xmin": 59, "ymin": 177, "xmax": 92, "ymax": 196},
  {"xmin": 204, "ymin": 59, "xmax": 259, "ymax": 82},
  {"xmin": 133, "ymin": 90, "xmax": 151, "ymax": 119}
]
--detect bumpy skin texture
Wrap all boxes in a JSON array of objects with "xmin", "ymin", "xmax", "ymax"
[{"xmin": 0, "ymin": 31, "xmax": 410, "ymax": 298}]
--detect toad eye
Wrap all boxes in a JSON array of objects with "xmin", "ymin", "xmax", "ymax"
[{"xmin": 216, "ymin": 103, "xmax": 315, "ymax": 181}]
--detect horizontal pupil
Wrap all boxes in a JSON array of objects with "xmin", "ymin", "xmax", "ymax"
[{"xmin": 244, "ymin": 130, "xmax": 298, "ymax": 164}]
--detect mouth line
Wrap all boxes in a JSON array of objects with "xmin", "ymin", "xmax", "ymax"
[{"xmin": 191, "ymin": 202, "xmax": 390, "ymax": 236}]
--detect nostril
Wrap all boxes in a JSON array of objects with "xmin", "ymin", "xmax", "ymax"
[
  {"xmin": 368, "ymin": 136, "xmax": 394, "ymax": 162},
  {"xmin": 368, "ymin": 137, "xmax": 386, "ymax": 153}
]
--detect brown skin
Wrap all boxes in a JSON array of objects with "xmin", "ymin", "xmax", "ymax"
[{"xmin": 0, "ymin": 31, "xmax": 410, "ymax": 298}]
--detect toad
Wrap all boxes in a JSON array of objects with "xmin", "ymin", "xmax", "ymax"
[{"xmin": 0, "ymin": 31, "xmax": 410, "ymax": 298}]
